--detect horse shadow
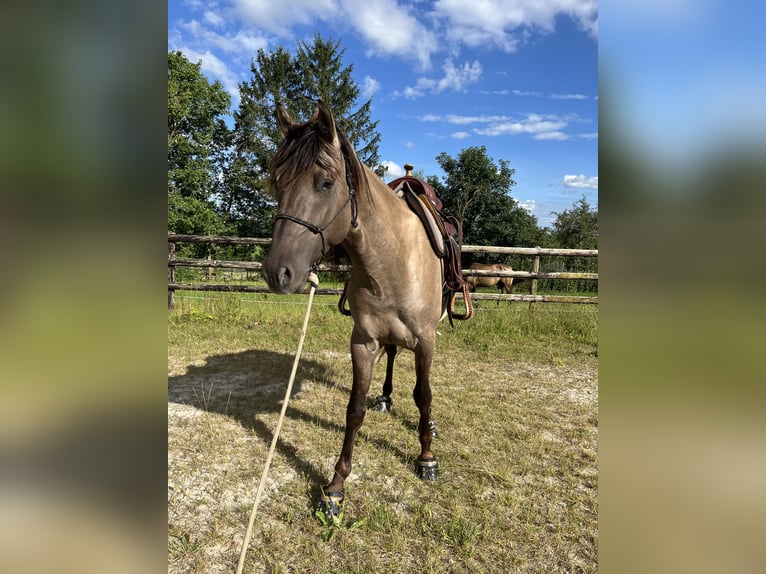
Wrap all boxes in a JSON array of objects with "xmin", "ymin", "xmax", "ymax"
[{"xmin": 168, "ymin": 349, "xmax": 414, "ymax": 496}]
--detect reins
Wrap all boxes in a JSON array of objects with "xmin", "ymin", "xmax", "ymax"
[{"xmin": 235, "ymin": 271, "xmax": 319, "ymax": 574}]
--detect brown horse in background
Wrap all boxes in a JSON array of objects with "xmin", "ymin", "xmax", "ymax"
[
  {"xmin": 262, "ymin": 101, "xmax": 444, "ymax": 518},
  {"xmin": 466, "ymin": 263, "xmax": 515, "ymax": 294}
]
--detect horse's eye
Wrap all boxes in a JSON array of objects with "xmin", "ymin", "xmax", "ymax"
[{"xmin": 320, "ymin": 179, "xmax": 334, "ymax": 191}]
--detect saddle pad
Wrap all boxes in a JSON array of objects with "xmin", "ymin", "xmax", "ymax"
[{"xmin": 396, "ymin": 181, "xmax": 446, "ymax": 257}]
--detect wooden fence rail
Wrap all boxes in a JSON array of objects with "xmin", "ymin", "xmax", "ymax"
[{"xmin": 168, "ymin": 234, "xmax": 597, "ymax": 309}]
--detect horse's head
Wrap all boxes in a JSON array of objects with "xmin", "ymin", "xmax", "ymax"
[{"xmin": 263, "ymin": 101, "xmax": 358, "ymax": 294}]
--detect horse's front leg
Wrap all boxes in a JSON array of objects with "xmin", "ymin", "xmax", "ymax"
[
  {"xmin": 372, "ymin": 344, "xmax": 397, "ymax": 412},
  {"xmin": 318, "ymin": 335, "xmax": 376, "ymax": 517},
  {"xmin": 413, "ymin": 333, "xmax": 439, "ymax": 480}
]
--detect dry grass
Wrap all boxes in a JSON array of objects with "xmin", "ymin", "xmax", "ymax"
[{"xmin": 168, "ymin": 291, "xmax": 597, "ymax": 573}]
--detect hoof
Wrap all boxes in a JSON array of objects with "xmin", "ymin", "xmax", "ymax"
[
  {"xmin": 416, "ymin": 457, "xmax": 439, "ymax": 481},
  {"xmin": 372, "ymin": 395, "xmax": 392, "ymax": 413},
  {"xmin": 316, "ymin": 488, "xmax": 345, "ymax": 520}
]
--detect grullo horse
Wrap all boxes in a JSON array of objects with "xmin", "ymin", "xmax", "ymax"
[
  {"xmin": 262, "ymin": 101, "xmax": 449, "ymax": 518},
  {"xmin": 466, "ymin": 262, "xmax": 514, "ymax": 294}
]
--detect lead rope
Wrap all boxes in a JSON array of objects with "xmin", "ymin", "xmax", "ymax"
[{"xmin": 235, "ymin": 271, "xmax": 320, "ymax": 574}]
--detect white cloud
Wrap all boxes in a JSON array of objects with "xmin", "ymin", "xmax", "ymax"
[
  {"xmin": 178, "ymin": 19, "xmax": 269, "ymax": 55},
  {"xmin": 420, "ymin": 112, "xmax": 578, "ymax": 140},
  {"xmin": 436, "ymin": 60, "xmax": 482, "ymax": 92},
  {"xmin": 361, "ymin": 76, "xmax": 380, "ymax": 99},
  {"xmin": 203, "ymin": 10, "xmax": 225, "ymax": 27},
  {"xmin": 404, "ymin": 141, "xmax": 415, "ymax": 150},
  {"xmin": 514, "ymin": 89, "xmax": 590, "ymax": 100},
  {"xmin": 381, "ymin": 160, "xmax": 405, "ymax": 179},
  {"xmin": 561, "ymin": 174, "xmax": 598, "ymax": 190},
  {"xmin": 474, "ymin": 113, "xmax": 568, "ymax": 137},
  {"xmin": 421, "ymin": 113, "xmax": 509, "ymax": 124},
  {"xmin": 513, "ymin": 89, "xmax": 544, "ymax": 97},
  {"xmin": 518, "ymin": 199, "xmax": 537, "ymax": 214},
  {"xmin": 550, "ymin": 93, "xmax": 590, "ymax": 100},
  {"xmin": 433, "ymin": 0, "xmax": 599, "ymax": 47},
  {"xmin": 233, "ymin": 0, "xmax": 338, "ymax": 36},
  {"xmin": 340, "ymin": 0, "xmax": 437, "ymax": 69},
  {"xmin": 451, "ymin": 131, "xmax": 471, "ymax": 139},
  {"xmin": 396, "ymin": 60, "xmax": 482, "ymax": 99},
  {"xmin": 178, "ymin": 47, "xmax": 242, "ymax": 107}
]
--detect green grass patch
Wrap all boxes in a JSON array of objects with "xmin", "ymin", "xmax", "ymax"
[{"xmin": 169, "ymin": 290, "xmax": 597, "ymax": 573}]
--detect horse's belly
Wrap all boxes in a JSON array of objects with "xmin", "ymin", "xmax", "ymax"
[{"xmin": 350, "ymin": 292, "xmax": 439, "ymax": 350}]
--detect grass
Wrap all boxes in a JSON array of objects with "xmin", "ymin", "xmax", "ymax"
[{"xmin": 168, "ymin": 288, "xmax": 597, "ymax": 573}]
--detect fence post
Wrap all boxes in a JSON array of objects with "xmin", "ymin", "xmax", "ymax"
[
  {"xmin": 168, "ymin": 241, "xmax": 176, "ymax": 311},
  {"xmin": 529, "ymin": 247, "xmax": 540, "ymax": 312}
]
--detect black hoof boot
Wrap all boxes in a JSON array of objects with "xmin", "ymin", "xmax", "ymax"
[
  {"xmin": 316, "ymin": 488, "xmax": 345, "ymax": 521},
  {"xmin": 372, "ymin": 395, "xmax": 392, "ymax": 413},
  {"xmin": 416, "ymin": 457, "xmax": 439, "ymax": 481}
]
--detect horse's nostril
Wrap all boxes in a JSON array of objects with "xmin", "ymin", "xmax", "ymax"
[{"xmin": 278, "ymin": 266, "xmax": 292, "ymax": 287}]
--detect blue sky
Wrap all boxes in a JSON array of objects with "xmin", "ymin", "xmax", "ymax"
[{"xmin": 169, "ymin": 0, "xmax": 598, "ymax": 228}]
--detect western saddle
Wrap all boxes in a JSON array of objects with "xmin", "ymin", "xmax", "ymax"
[{"xmin": 388, "ymin": 164, "xmax": 473, "ymax": 324}]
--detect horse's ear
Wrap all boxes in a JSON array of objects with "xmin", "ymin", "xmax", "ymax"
[
  {"xmin": 276, "ymin": 105, "xmax": 295, "ymax": 137},
  {"xmin": 315, "ymin": 100, "xmax": 339, "ymax": 148}
]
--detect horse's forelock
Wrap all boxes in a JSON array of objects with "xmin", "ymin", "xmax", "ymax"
[{"xmin": 270, "ymin": 123, "xmax": 343, "ymax": 197}]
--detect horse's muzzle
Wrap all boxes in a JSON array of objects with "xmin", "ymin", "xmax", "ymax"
[{"xmin": 263, "ymin": 262, "xmax": 306, "ymax": 294}]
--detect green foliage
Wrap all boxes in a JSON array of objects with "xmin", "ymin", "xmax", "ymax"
[
  {"xmin": 547, "ymin": 196, "xmax": 599, "ymax": 293},
  {"xmin": 551, "ymin": 195, "xmax": 598, "ymax": 250},
  {"xmin": 429, "ymin": 146, "xmax": 544, "ymax": 265},
  {"xmin": 168, "ymin": 51, "xmax": 232, "ymax": 237},
  {"xmin": 167, "ymin": 51, "xmax": 231, "ymax": 201},
  {"xmin": 168, "ymin": 193, "xmax": 226, "ymax": 236}
]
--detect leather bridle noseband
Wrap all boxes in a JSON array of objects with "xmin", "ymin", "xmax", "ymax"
[{"xmin": 273, "ymin": 157, "xmax": 359, "ymax": 258}]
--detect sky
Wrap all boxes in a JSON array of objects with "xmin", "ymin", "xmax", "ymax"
[{"xmin": 168, "ymin": 0, "xmax": 599, "ymax": 228}]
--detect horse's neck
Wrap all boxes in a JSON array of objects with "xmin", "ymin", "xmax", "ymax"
[{"xmin": 342, "ymin": 176, "xmax": 411, "ymax": 276}]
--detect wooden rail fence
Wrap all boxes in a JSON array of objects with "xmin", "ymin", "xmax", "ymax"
[{"xmin": 168, "ymin": 233, "xmax": 597, "ymax": 309}]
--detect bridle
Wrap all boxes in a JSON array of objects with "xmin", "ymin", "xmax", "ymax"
[{"xmin": 273, "ymin": 156, "xmax": 359, "ymax": 258}]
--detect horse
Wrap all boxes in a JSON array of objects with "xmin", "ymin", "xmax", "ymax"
[
  {"xmin": 466, "ymin": 263, "xmax": 515, "ymax": 295},
  {"xmin": 262, "ymin": 101, "xmax": 446, "ymax": 518}
]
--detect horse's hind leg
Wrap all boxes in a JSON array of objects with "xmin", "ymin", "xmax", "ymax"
[
  {"xmin": 503, "ymin": 279, "xmax": 514, "ymax": 305},
  {"xmin": 413, "ymin": 335, "xmax": 439, "ymax": 480},
  {"xmin": 372, "ymin": 344, "xmax": 397, "ymax": 412}
]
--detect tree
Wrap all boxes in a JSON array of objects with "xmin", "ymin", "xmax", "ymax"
[
  {"xmin": 549, "ymin": 195, "xmax": 598, "ymax": 292},
  {"xmin": 167, "ymin": 51, "xmax": 231, "ymax": 242},
  {"xmin": 428, "ymin": 146, "xmax": 542, "ymax": 255},
  {"xmin": 550, "ymin": 195, "xmax": 598, "ymax": 250},
  {"xmin": 168, "ymin": 51, "xmax": 231, "ymax": 200}
]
